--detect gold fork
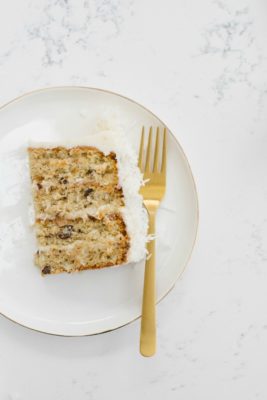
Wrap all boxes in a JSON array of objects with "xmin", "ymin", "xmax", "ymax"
[{"xmin": 138, "ymin": 126, "xmax": 167, "ymax": 357}]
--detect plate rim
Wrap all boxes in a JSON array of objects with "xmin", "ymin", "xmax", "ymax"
[{"xmin": 0, "ymin": 86, "xmax": 199, "ymax": 336}]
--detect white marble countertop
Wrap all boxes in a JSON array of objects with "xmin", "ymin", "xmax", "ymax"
[{"xmin": 0, "ymin": 0, "xmax": 267, "ymax": 399}]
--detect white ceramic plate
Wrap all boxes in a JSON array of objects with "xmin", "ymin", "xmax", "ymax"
[{"xmin": 0, "ymin": 87, "xmax": 198, "ymax": 336}]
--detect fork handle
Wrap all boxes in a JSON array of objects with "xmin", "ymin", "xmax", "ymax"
[{"xmin": 140, "ymin": 210, "xmax": 156, "ymax": 357}]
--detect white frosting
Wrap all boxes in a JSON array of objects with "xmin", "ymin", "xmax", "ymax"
[{"xmin": 30, "ymin": 124, "xmax": 148, "ymax": 264}]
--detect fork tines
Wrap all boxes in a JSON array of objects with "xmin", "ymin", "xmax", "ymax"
[{"xmin": 138, "ymin": 126, "xmax": 166, "ymax": 175}]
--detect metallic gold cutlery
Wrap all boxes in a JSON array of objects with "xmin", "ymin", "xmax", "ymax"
[{"xmin": 138, "ymin": 126, "xmax": 167, "ymax": 357}]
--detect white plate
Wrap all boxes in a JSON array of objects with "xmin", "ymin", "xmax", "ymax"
[{"xmin": 0, "ymin": 87, "xmax": 198, "ymax": 336}]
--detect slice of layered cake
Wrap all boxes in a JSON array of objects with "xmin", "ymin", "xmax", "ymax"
[{"xmin": 28, "ymin": 133, "xmax": 147, "ymax": 275}]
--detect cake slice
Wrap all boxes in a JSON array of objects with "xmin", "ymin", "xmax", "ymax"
[
  {"xmin": 28, "ymin": 146, "xmax": 132, "ymax": 274},
  {"xmin": 28, "ymin": 126, "xmax": 148, "ymax": 276}
]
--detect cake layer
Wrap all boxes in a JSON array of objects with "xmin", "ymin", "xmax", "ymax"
[
  {"xmin": 35, "ymin": 214, "xmax": 128, "ymax": 246},
  {"xmin": 32, "ymin": 183, "xmax": 124, "ymax": 219},
  {"xmin": 36, "ymin": 237, "xmax": 129, "ymax": 275},
  {"xmin": 28, "ymin": 146, "xmax": 118, "ymax": 187}
]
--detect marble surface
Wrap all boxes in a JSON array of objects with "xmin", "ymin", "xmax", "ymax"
[{"xmin": 0, "ymin": 0, "xmax": 267, "ymax": 399}]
